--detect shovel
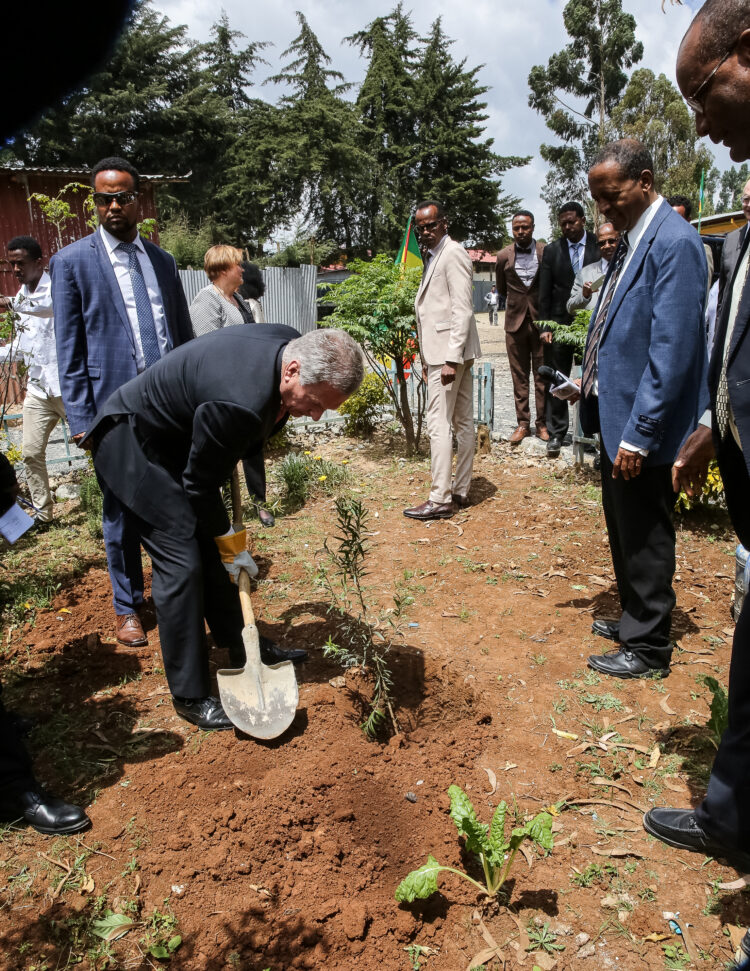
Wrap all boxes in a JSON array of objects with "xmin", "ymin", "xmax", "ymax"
[{"xmin": 217, "ymin": 468, "xmax": 298, "ymax": 738}]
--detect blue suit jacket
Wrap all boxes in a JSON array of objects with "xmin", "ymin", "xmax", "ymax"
[
  {"xmin": 51, "ymin": 230, "xmax": 193, "ymax": 437},
  {"xmin": 580, "ymin": 200, "xmax": 709, "ymax": 465}
]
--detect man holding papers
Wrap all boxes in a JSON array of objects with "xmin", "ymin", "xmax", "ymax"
[{"xmin": 567, "ymin": 223, "xmax": 619, "ymax": 314}]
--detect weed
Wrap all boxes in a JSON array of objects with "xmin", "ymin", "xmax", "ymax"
[
  {"xmin": 275, "ymin": 452, "xmax": 349, "ymax": 509},
  {"xmin": 582, "ymin": 670, "xmax": 602, "ymax": 686},
  {"xmin": 527, "ymin": 922, "xmax": 565, "ymax": 954},
  {"xmin": 529, "ymin": 653, "xmax": 547, "ymax": 666},
  {"xmin": 338, "ymin": 371, "xmax": 388, "ymax": 436},
  {"xmin": 552, "ymin": 698, "xmax": 568, "ymax": 713},
  {"xmin": 581, "ymin": 692, "xmax": 624, "ymax": 712},
  {"xmin": 700, "ymin": 675, "xmax": 729, "ymax": 748},
  {"xmin": 662, "ymin": 942, "xmax": 689, "ymax": 969},
  {"xmin": 548, "ymin": 763, "xmax": 563, "ymax": 773}
]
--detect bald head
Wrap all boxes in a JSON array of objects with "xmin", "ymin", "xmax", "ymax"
[{"xmin": 676, "ymin": 4, "xmax": 750, "ymax": 161}]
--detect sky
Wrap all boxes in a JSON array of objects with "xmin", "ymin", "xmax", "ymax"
[{"xmin": 159, "ymin": 0, "xmax": 728, "ymax": 239}]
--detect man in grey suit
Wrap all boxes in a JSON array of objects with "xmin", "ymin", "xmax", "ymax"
[
  {"xmin": 567, "ymin": 223, "xmax": 619, "ymax": 314},
  {"xmin": 52, "ymin": 157, "xmax": 193, "ymax": 648}
]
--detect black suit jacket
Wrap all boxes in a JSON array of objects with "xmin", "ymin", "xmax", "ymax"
[
  {"xmin": 718, "ymin": 224, "xmax": 748, "ymax": 314},
  {"xmin": 538, "ymin": 231, "xmax": 600, "ymax": 328},
  {"xmin": 709, "ymin": 232, "xmax": 750, "ymax": 547},
  {"xmin": 91, "ymin": 324, "xmax": 299, "ymax": 538}
]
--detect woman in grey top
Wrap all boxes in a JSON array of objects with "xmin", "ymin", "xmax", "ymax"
[
  {"xmin": 190, "ymin": 245, "xmax": 275, "ymax": 526},
  {"xmin": 189, "ymin": 245, "xmax": 255, "ymax": 336}
]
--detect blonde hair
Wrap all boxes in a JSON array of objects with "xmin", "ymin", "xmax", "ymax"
[{"xmin": 204, "ymin": 244, "xmax": 243, "ymax": 281}]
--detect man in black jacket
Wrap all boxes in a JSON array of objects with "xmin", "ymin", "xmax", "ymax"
[
  {"xmin": 538, "ymin": 202, "xmax": 600, "ymax": 456},
  {"xmin": 89, "ymin": 324, "xmax": 363, "ymax": 731},
  {"xmin": 642, "ymin": 0, "xmax": 750, "ymax": 874}
]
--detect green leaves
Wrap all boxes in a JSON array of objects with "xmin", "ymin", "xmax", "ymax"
[
  {"xmin": 448, "ymin": 785, "xmax": 492, "ymax": 858},
  {"xmin": 91, "ymin": 912, "xmax": 134, "ymax": 942},
  {"xmin": 149, "ymin": 935, "xmax": 182, "ymax": 959},
  {"xmin": 394, "ymin": 855, "xmax": 442, "ymax": 903},
  {"xmin": 703, "ymin": 676, "xmax": 729, "ymax": 747}
]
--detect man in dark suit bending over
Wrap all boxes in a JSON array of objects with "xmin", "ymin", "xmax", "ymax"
[{"xmin": 88, "ymin": 325, "xmax": 364, "ymax": 730}]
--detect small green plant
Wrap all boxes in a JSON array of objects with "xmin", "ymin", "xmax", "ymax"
[
  {"xmin": 662, "ymin": 942, "xmax": 689, "ymax": 969},
  {"xmin": 394, "ymin": 786, "xmax": 555, "ymax": 903},
  {"xmin": 338, "ymin": 371, "xmax": 389, "ymax": 437},
  {"xmin": 540, "ymin": 309, "xmax": 591, "ymax": 361},
  {"xmin": 675, "ymin": 459, "xmax": 724, "ymax": 512},
  {"xmin": 79, "ymin": 466, "xmax": 103, "ymax": 538},
  {"xmin": 701, "ymin": 675, "xmax": 729, "ymax": 748},
  {"xmin": 527, "ymin": 921, "xmax": 565, "ymax": 954},
  {"xmin": 319, "ymin": 498, "xmax": 399, "ymax": 736}
]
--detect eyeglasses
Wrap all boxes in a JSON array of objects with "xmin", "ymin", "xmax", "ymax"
[
  {"xmin": 415, "ymin": 219, "xmax": 443, "ymax": 235},
  {"xmin": 685, "ymin": 43, "xmax": 736, "ymax": 113},
  {"xmin": 93, "ymin": 191, "xmax": 138, "ymax": 208}
]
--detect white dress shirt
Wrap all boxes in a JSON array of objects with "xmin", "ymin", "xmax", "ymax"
[
  {"xmin": 99, "ymin": 225, "xmax": 171, "ymax": 372},
  {"xmin": 0, "ymin": 271, "xmax": 60, "ymax": 399}
]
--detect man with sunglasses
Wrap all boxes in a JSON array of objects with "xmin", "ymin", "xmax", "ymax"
[
  {"xmin": 404, "ymin": 200, "xmax": 481, "ymax": 521},
  {"xmin": 51, "ymin": 156, "xmax": 193, "ymax": 649},
  {"xmin": 640, "ymin": 0, "xmax": 750, "ymax": 876}
]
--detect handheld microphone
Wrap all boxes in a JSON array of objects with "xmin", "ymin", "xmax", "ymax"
[{"xmin": 538, "ymin": 364, "xmax": 567, "ymax": 387}]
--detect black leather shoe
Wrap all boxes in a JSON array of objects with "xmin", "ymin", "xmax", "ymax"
[
  {"xmin": 643, "ymin": 808, "xmax": 750, "ymax": 872},
  {"xmin": 0, "ymin": 788, "xmax": 90, "ymax": 835},
  {"xmin": 588, "ymin": 648, "xmax": 669, "ymax": 679},
  {"xmin": 258, "ymin": 508, "xmax": 275, "ymax": 528},
  {"xmin": 403, "ymin": 500, "xmax": 455, "ymax": 520},
  {"xmin": 546, "ymin": 437, "xmax": 562, "ymax": 457},
  {"xmin": 173, "ymin": 695, "xmax": 233, "ymax": 730},
  {"xmin": 592, "ymin": 619, "xmax": 620, "ymax": 641},
  {"xmin": 259, "ymin": 636, "xmax": 307, "ymax": 665}
]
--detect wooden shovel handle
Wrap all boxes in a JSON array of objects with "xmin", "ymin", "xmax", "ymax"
[
  {"xmin": 230, "ymin": 465, "xmax": 243, "ymax": 530},
  {"xmin": 238, "ymin": 568, "xmax": 255, "ymax": 626}
]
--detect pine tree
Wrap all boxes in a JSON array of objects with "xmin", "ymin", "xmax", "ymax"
[
  {"xmin": 201, "ymin": 11, "xmax": 269, "ymax": 115},
  {"xmin": 15, "ymin": 0, "xmax": 226, "ymax": 211},
  {"xmin": 265, "ymin": 12, "xmax": 365, "ymax": 250},
  {"xmin": 414, "ymin": 19, "xmax": 527, "ymax": 247},
  {"xmin": 347, "ymin": 5, "xmax": 420, "ymax": 253},
  {"xmin": 528, "ymin": 0, "xmax": 643, "ymax": 224}
]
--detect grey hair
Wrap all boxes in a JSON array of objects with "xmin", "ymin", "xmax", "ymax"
[
  {"xmin": 592, "ymin": 138, "xmax": 654, "ymax": 181},
  {"xmin": 282, "ymin": 328, "xmax": 364, "ymax": 396}
]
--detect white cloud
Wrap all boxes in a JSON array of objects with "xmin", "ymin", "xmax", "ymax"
[{"xmin": 158, "ymin": 0, "xmax": 732, "ymax": 238}]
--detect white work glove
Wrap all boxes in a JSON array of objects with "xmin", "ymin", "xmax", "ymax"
[{"xmin": 214, "ymin": 527, "xmax": 259, "ymax": 581}]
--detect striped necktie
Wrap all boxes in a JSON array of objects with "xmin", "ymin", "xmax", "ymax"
[
  {"xmin": 580, "ymin": 234, "xmax": 629, "ymax": 398},
  {"xmin": 571, "ymin": 242, "xmax": 582, "ymax": 275},
  {"xmin": 118, "ymin": 241, "xmax": 161, "ymax": 368},
  {"xmin": 716, "ymin": 253, "xmax": 750, "ymax": 436}
]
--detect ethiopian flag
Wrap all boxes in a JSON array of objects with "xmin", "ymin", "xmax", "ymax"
[{"xmin": 395, "ymin": 217, "xmax": 423, "ymax": 270}]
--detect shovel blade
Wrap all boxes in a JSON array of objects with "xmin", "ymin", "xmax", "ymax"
[{"xmin": 217, "ymin": 625, "xmax": 298, "ymax": 739}]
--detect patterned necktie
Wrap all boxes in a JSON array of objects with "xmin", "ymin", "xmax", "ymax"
[
  {"xmin": 580, "ymin": 234, "xmax": 629, "ymax": 398},
  {"xmin": 118, "ymin": 241, "xmax": 161, "ymax": 368},
  {"xmin": 571, "ymin": 242, "xmax": 582, "ymax": 275},
  {"xmin": 716, "ymin": 254, "xmax": 750, "ymax": 436}
]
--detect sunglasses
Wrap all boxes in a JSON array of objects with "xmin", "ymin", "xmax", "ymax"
[
  {"xmin": 685, "ymin": 42, "xmax": 736, "ymax": 113},
  {"xmin": 415, "ymin": 219, "xmax": 444, "ymax": 235},
  {"xmin": 93, "ymin": 191, "xmax": 138, "ymax": 208}
]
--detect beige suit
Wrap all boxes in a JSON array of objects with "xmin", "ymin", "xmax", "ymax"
[{"xmin": 414, "ymin": 236, "xmax": 482, "ymax": 504}]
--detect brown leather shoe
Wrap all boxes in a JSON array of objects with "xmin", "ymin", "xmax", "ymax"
[
  {"xmin": 452, "ymin": 494, "xmax": 471, "ymax": 508},
  {"xmin": 116, "ymin": 612, "xmax": 148, "ymax": 647},
  {"xmin": 536, "ymin": 425, "xmax": 550, "ymax": 441},
  {"xmin": 403, "ymin": 500, "xmax": 455, "ymax": 520},
  {"xmin": 509, "ymin": 424, "xmax": 531, "ymax": 445}
]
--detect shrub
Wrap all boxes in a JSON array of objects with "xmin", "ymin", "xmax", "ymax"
[
  {"xmin": 674, "ymin": 459, "xmax": 724, "ymax": 512},
  {"xmin": 338, "ymin": 372, "xmax": 389, "ymax": 437},
  {"xmin": 275, "ymin": 452, "xmax": 349, "ymax": 510},
  {"xmin": 79, "ymin": 470, "xmax": 103, "ymax": 538}
]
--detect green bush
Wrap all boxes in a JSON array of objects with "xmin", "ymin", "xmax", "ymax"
[
  {"xmin": 159, "ymin": 212, "xmax": 216, "ymax": 269},
  {"xmin": 338, "ymin": 372, "xmax": 389, "ymax": 437},
  {"xmin": 79, "ymin": 471, "xmax": 103, "ymax": 538},
  {"xmin": 275, "ymin": 452, "xmax": 349, "ymax": 510}
]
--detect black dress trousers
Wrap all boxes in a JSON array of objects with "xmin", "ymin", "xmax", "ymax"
[
  {"xmin": 0, "ymin": 685, "xmax": 35, "ymax": 795},
  {"xmin": 544, "ymin": 341, "xmax": 575, "ymax": 441},
  {"xmin": 599, "ymin": 448, "xmax": 677, "ymax": 667}
]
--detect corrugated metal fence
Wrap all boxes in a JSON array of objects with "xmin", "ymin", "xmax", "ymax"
[{"xmin": 178, "ymin": 265, "xmax": 317, "ymax": 334}]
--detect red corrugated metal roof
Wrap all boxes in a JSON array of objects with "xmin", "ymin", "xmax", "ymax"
[{"xmin": 466, "ymin": 249, "xmax": 497, "ymax": 263}]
